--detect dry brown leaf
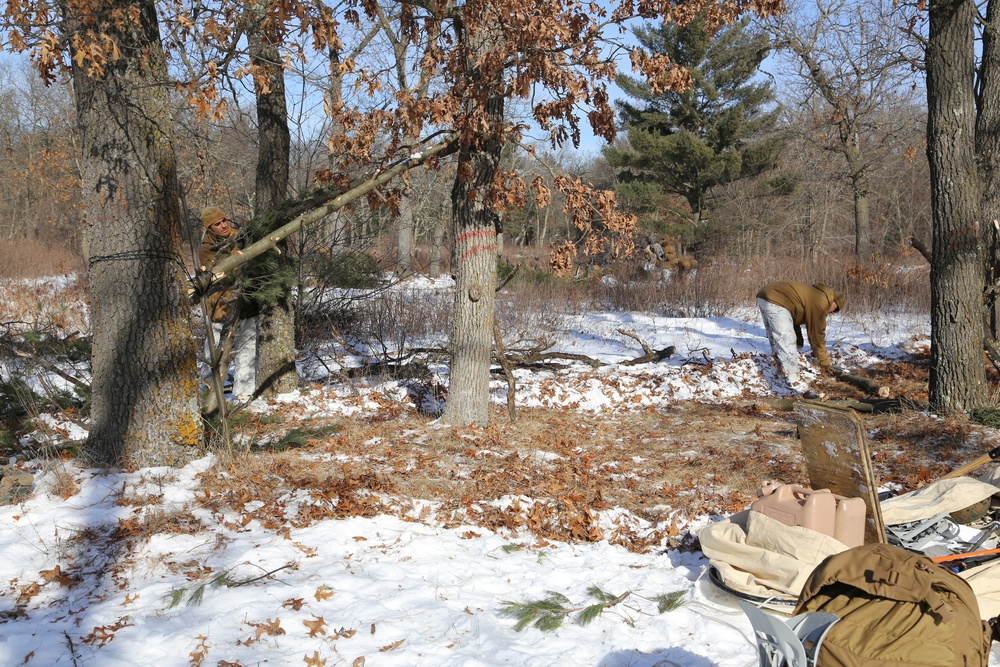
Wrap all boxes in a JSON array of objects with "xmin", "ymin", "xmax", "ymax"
[
  {"xmin": 303, "ymin": 616, "xmax": 327, "ymax": 637},
  {"xmin": 379, "ymin": 639, "xmax": 405, "ymax": 652},
  {"xmin": 303, "ymin": 651, "xmax": 326, "ymax": 666}
]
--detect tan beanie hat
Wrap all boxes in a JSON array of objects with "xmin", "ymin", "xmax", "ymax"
[{"xmin": 201, "ymin": 206, "xmax": 225, "ymax": 228}]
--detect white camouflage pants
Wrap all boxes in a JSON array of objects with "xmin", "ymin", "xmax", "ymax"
[
  {"xmin": 203, "ymin": 316, "xmax": 258, "ymax": 398},
  {"xmin": 757, "ymin": 298, "xmax": 799, "ymax": 379}
]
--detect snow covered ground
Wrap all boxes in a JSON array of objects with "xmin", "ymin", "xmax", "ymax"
[{"xmin": 1, "ymin": 275, "xmax": 978, "ymax": 667}]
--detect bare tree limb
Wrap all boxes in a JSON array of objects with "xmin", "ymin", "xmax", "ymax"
[{"xmin": 617, "ymin": 328, "xmax": 652, "ymax": 356}]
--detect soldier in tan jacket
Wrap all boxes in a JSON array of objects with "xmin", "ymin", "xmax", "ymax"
[
  {"xmin": 198, "ymin": 205, "xmax": 258, "ymax": 402},
  {"xmin": 756, "ymin": 281, "xmax": 845, "ymax": 386}
]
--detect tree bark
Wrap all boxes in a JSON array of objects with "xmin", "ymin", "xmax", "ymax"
[
  {"xmin": 248, "ymin": 2, "xmax": 296, "ymax": 399},
  {"xmin": 65, "ymin": 0, "xmax": 202, "ymax": 467},
  {"xmin": 396, "ymin": 191, "xmax": 416, "ymax": 276},
  {"xmin": 441, "ymin": 23, "xmax": 504, "ymax": 426},
  {"xmin": 976, "ymin": 0, "xmax": 1000, "ymax": 341},
  {"xmin": 927, "ymin": 0, "xmax": 988, "ymax": 413},
  {"xmin": 443, "ymin": 144, "xmax": 501, "ymax": 425},
  {"xmin": 429, "ymin": 206, "xmax": 447, "ymax": 279},
  {"xmin": 851, "ymin": 164, "xmax": 872, "ymax": 259}
]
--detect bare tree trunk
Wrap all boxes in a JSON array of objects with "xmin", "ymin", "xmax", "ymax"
[
  {"xmin": 852, "ymin": 167, "xmax": 872, "ymax": 259},
  {"xmin": 65, "ymin": 0, "xmax": 202, "ymax": 467},
  {"xmin": 443, "ymin": 154, "xmax": 500, "ymax": 424},
  {"xmin": 977, "ymin": 0, "xmax": 1000, "ymax": 341},
  {"xmin": 927, "ymin": 0, "xmax": 988, "ymax": 412},
  {"xmin": 442, "ymin": 25, "xmax": 504, "ymax": 426},
  {"xmin": 396, "ymin": 191, "xmax": 416, "ymax": 276},
  {"xmin": 247, "ymin": 0, "xmax": 295, "ymax": 398},
  {"xmin": 430, "ymin": 205, "xmax": 446, "ymax": 278}
]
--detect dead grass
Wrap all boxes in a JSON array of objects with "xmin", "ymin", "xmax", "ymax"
[
  {"xmin": 0, "ymin": 239, "xmax": 84, "ymax": 279},
  {"xmin": 0, "ymin": 275, "xmax": 90, "ymax": 335},
  {"xmin": 190, "ymin": 354, "xmax": 994, "ymax": 553}
]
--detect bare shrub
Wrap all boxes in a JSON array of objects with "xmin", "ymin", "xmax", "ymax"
[
  {"xmin": 497, "ymin": 271, "xmax": 591, "ymax": 343},
  {"xmin": 355, "ymin": 286, "xmax": 452, "ymax": 357},
  {"xmin": 594, "ymin": 257, "xmax": 758, "ymax": 317},
  {"xmin": 1, "ymin": 275, "xmax": 90, "ymax": 336}
]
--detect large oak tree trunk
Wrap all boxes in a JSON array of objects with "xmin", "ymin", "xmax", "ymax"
[
  {"xmin": 66, "ymin": 0, "xmax": 202, "ymax": 467},
  {"xmin": 442, "ymin": 24, "xmax": 503, "ymax": 426},
  {"xmin": 443, "ymin": 150, "xmax": 500, "ymax": 424},
  {"xmin": 927, "ymin": 0, "xmax": 988, "ymax": 412},
  {"xmin": 249, "ymin": 3, "xmax": 296, "ymax": 398},
  {"xmin": 977, "ymin": 0, "xmax": 1000, "ymax": 341}
]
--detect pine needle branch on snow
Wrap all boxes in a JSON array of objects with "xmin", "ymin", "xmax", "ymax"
[
  {"xmin": 500, "ymin": 586, "xmax": 687, "ymax": 632},
  {"xmin": 166, "ymin": 563, "xmax": 295, "ymax": 608},
  {"xmin": 499, "ymin": 591, "xmax": 574, "ymax": 631}
]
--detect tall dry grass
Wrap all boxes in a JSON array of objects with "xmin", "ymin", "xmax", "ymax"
[
  {"xmin": 330, "ymin": 249, "xmax": 933, "ymax": 360},
  {"xmin": 0, "ymin": 239, "xmax": 84, "ymax": 279},
  {"xmin": 593, "ymin": 251, "xmax": 930, "ymax": 319}
]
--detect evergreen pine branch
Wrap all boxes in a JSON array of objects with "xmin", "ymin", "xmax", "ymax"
[
  {"xmin": 578, "ymin": 586, "xmax": 632, "ymax": 625},
  {"xmin": 587, "ymin": 586, "xmax": 632, "ymax": 605},
  {"xmin": 653, "ymin": 590, "xmax": 687, "ymax": 613},
  {"xmin": 165, "ymin": 563, "xmax": 294, "ymax": 608},
  {"xmin": 499, "ymin": 586, "xmax": 686, "ymax": 633},
  {"xmin": 188, "ymin": 583, "xmax": 207, "ymax": 606},
  {"xmin": 577, "ymin": 603, "xmax": 607, "ymax": 626},
  {"xmin": 167, "ymin": 589, "xmax": 185, "ymax": 609},
  {"xmin": 499, "ymin": 591, "xmax": 573, "ymax": 632}
]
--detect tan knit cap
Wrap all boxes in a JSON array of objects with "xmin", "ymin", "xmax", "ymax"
[{"xmin": 201, "ymin": 206, "xmax": 225, "ymax": 228}]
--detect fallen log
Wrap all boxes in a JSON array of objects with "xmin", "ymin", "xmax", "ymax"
[
  {"xmin": 621, "ymin": 345, "xmax": 676, "ymax": 366},
  {"xmin": 760, "ymin": 398, "xmax": 874, "ymax": 413},
  {"xmin": 616, "ymin": 329, "xmax": 675, "ymax": 366},
  {"xmin": 830, "ymin": 365, "xmax": 890, "ymax": 398},
  {"xmin": 505, "ymin": 349, "xmax": 604, "ymax": 369}
]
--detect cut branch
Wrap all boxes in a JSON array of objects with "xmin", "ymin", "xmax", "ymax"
[
  {"xmin": 190, "ymin": 133, "xmax": 457, "ymax": 295},
  {"xmin": 830, "ymin": 365, "xmax": 890, "ymax": 398}
]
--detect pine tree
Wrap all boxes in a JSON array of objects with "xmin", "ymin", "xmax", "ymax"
[{"xmin": 606, "ymin": 13, "xmax": 782, "ymax": 225}]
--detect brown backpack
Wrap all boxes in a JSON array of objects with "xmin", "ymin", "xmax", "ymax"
[{"xmin": 794, "ymin": 543, "xmax": 993, "ymax": 667}]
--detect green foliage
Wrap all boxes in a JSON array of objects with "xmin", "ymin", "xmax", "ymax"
[
  {"xmin": 971, "ymin": 407, "xmax": 1000, "ymax": 429},
  {"xmin": 499, "ymin": 591, "xmax": 573, "ymax": 632},
  {"xmin": 641, "ymin": 221, "xmax": 697, "ymax": 246},
  {"xmin": 0, "ymin": 373, "xmax": 85, "ymax": 421},
  {"xmin": 167, "ymin": 563, "xmax": 294, "ymax": 608},
  {"xmin": 497, "ymin": 256, "xmax": 518, "ymax": 284},
  {"xmin": 21, "ymin": 330, "xmax": 90, "ymax": 362},
  {"xmin": 308, "ymin": 252, "xmax": 382, "ymax": 289},
  {"xmin": 237, "ymin": 218, "xmax": 297, "ymax": 312},
  {"xmin": 167, "ymin": 570, "xmax": 236, "ymax": 608},
  {"xmin": 256, "ymin": 413, "xmax": 286, "ymax": 425},
  {"xmin": 0, "ymin": 377, "xmax": 34, "ymax": 418},
  {"xmin": 511, "ymin": 264, "xmax": 560, "ymax": 285},
  {"xmin": 607, "ymin": 12, "xmax": 783, "ymax": 222},
  {"xmin": 499, "ymin": 585, "xmax": 686, "ymax": 632},
  {"xmin": 264, "ymin": 424, "xmax": 341, "ymax": 451},
  {"xmin": 653, "ymin": 590, "xmax": 686, "ymax": 613},
  {"xmin": 764, "ymin": 172, "xmax": 801, "ymax": 197},
  {"xmin": 0, "ymin": 426, "xmax": 15, "ymax": 451}
]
